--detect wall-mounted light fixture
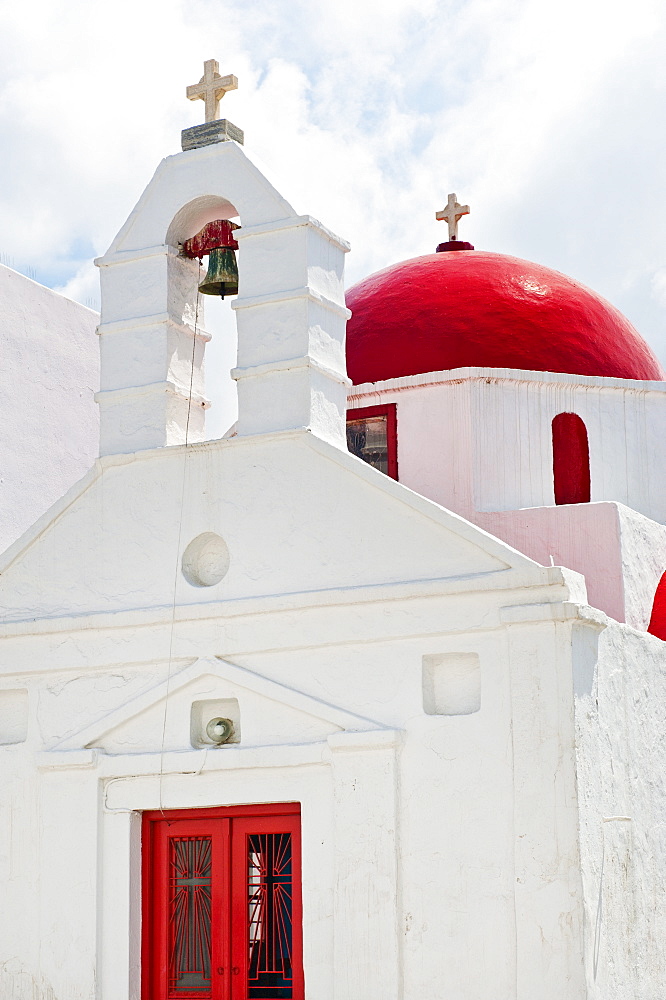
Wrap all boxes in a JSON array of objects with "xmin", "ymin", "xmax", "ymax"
[
  {"xmin": 191, "ymin": 698, "xmax": 241, "ymax": 748},
  {"xmin": 205, "ymin": 716, "xmax": 234, "ymax": 744}
]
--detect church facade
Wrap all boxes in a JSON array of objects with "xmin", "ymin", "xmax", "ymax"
[{"xmin": 1, "ymin": 103, "xmax": 666, "ymax": 1000}]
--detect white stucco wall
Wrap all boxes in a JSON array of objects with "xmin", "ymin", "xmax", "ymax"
[
  {"xmin": 574, "ymin": 621, "xmax": 666, "ymax": 997},
  {"xmin": 0, "ymin": 264, "xmax": 99, "ymax": 555},
  {"xmin": 349, "ymin": 368, "xmax": 666, "ymax": 629},
  {"xmin": 477, "ymin": 502, "xmax": 666, "ymax": 630},
  {"xmin": 349, "ymin": 367, "xmax": 666, "ymax": 526}
]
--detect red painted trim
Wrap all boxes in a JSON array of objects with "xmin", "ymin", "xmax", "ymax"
[
  {"xmin": 142, "ymin": 804, "xmax": 303, "ymax": 1000},
  {"xmin": 182, "ymin": 219, "xmax": 240, "ymax": 258},
  {"xmin": 144, "ymin": 803, "xmax": 300, "ymax": 823},
  {"xmin": 552, "ymin": 412, "xmax": 590, "ymax": 505},
  {"xmin": 346, "ymin": 403, "xmax": 398, "ymax": 480},
  {"xmin": 436, "ymin": 240, "xmax": 475, "ymax": 252},
  {"xmin": 648, "ymin": 571, "xmax": 666, "ymax": 641}
]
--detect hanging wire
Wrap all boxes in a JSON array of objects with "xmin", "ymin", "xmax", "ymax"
[{"xmin": 159, "ymin": 257, "xmax": 203, "ymax": 819}]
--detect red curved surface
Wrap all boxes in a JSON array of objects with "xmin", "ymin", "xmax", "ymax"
[
  {"xmin": 648, "ymin": 572, "xmax": 666, "ymax": 641},
  {"xmin": 552, "ymin": 413, "xmax": 590, "ymax": 505},
  {"xmin": 345, "ymin": 251, "xmax": 665, "ymax": 385}
]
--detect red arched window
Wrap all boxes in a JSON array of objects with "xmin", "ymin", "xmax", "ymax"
[
  {"xmin": 552, "ymin": 412, "xmax": 590, "ymax": 505},
  {"xmin": 648, "ymin": 572, "xmax": 666, "ymax": 641}
]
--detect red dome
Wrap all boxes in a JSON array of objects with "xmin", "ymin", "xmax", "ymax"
[{"xmin": 345, "ymin": 250, "xmax": 665, "ymax": 385}]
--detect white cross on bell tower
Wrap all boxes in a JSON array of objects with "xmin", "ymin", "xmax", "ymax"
[
  {"xmin": 436, "ymin": 193, "xmax": 470, "ymax": 241},
  {"xmin": 186, "ymin": 59, "xmax": 238, "ymax": 123}
]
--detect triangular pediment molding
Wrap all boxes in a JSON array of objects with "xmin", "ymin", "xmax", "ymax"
[{"xmin": 53, "ymin": 656, "xmax": 384, "ymax": 751}]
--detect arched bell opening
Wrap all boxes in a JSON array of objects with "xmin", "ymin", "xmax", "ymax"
[
  {"xmin": 166, "ymin": 194, "xmax": 240, "ymax": 247},
  {"xmin": 196, "ymin": 266, "xmax": 240, "ymax": 440},
  {"xmin": 166, "ymin": 196, "xmax": 242, "ymax": 441}
]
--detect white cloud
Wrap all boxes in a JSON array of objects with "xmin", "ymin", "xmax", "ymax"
[
  {"xmin": 56, "ymin": 261, "xmax": 100, "ymax": 311},
  {"xmin": 651, "ymin": 269, "xmax": 666, "ymax": 309},
  {"xmin": 2, "ymin": 0, "xmax": 666, "ymax": 412}
]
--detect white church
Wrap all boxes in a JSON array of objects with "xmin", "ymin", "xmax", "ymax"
[{"xmin": 1, "ymin": 60, "xmax": 666, "ymax": 1000}]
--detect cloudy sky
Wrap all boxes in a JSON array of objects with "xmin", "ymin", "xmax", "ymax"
[{"xmin": 1, "ymin": 0, "xmax": 665, "ymax": 435}]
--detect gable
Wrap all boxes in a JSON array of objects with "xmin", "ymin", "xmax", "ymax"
[
  {"xmin": 55, "ymin": 657, "xmax": 381, "ymax": 754},
  {"xmin": 0, "ymin": 430, "xmax": 539, "ymax": 624}
]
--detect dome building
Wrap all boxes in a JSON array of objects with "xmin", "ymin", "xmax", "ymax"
[
  {"xmin": 345, "ymin": 249, "xmax": 664, "ymax": 384},
  {"xmin": 346, "ymin": 206, "xmax": 666, "ymax": 631}
]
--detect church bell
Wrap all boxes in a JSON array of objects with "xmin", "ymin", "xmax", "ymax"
[
  {"xmin": 198, "ymin": 246, "xmax": 239, "ymax": 298},
  {"xmin": 181, "ymin": 219, "xmax": 241, "ymax": 299}
]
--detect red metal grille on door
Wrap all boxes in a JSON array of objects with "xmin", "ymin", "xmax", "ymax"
[
  {"xmin": 247, "ymin": 834, "xmax": 294, "ymax": 998},
  {"xmin": 169, "ymin": 837, "xmax": 213, "ymax": 994},
  {"xmin": 143, "ymin": 806, "xmax": 303, "ymax": 1000}
]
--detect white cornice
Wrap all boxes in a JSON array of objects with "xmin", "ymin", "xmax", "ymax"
[{"xmin": 348, "ymin": 365, "xmax": 666, "ymax": 397}]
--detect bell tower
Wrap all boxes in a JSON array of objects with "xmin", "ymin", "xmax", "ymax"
[{"xmin": 94, "ymin": 64, "xmax": 350, "ymax": 457}]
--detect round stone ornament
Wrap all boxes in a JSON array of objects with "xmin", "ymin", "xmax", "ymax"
[{"xmin": 181, "ymin": 532, "xmax": 230, "ymax": 587}]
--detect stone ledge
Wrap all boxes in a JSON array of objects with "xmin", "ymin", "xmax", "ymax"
[{"xmin": 181, "ymin": 119, "xmax": 244, "ymax": 150}]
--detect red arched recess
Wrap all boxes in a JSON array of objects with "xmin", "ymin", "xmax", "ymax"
[
  {"xmin": 648, "ymin": 572, "xmax": 666, "ymax": 640},
  {"xmin": 552, "ymin": 413, "xmax": 590, "ymax": 504}
]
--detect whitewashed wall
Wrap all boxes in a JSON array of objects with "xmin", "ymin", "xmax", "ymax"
[
  {"xmin": 477, "ymin": 503, "xmax": 666, "ymax": 630},
  {"xmin": 349, "ymin": 368, "xmax": 666, "ymax": 627},
  {"xmin": 574, "ymin": 621, "xmax": 666, "ymax": 997},
  {"xmin": 0, "ymin": 264, "xmax": 99, "ymax": 554},
  {"xmin": 349, "ymin": 368, "xmax": 666, "ymax": 524}
]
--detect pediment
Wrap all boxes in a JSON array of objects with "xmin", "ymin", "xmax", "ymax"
[
  {"xmin": 0, "ymin": 431, "xmax": 544, "ymax": 625},
  {"xmin": 54, "ymin": 657, "xmax": 381, "ymax": 754}
]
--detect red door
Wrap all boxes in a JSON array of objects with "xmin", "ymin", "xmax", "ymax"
[{"xmin": 142, "ymin": 805, "xmax": 303, "ymax": 1000}]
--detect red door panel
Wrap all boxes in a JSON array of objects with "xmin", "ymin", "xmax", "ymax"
[
  {"xmin": 142, "ymin": 806, "xmax": 302, "ymax": 1000},
  {"xmin": 143, "ymin": 817, "xmax": 229, "ymax": 1000},
  {"xmin": 230, "ymin": 815, "xmax": 303, "ymax": 1000}
]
